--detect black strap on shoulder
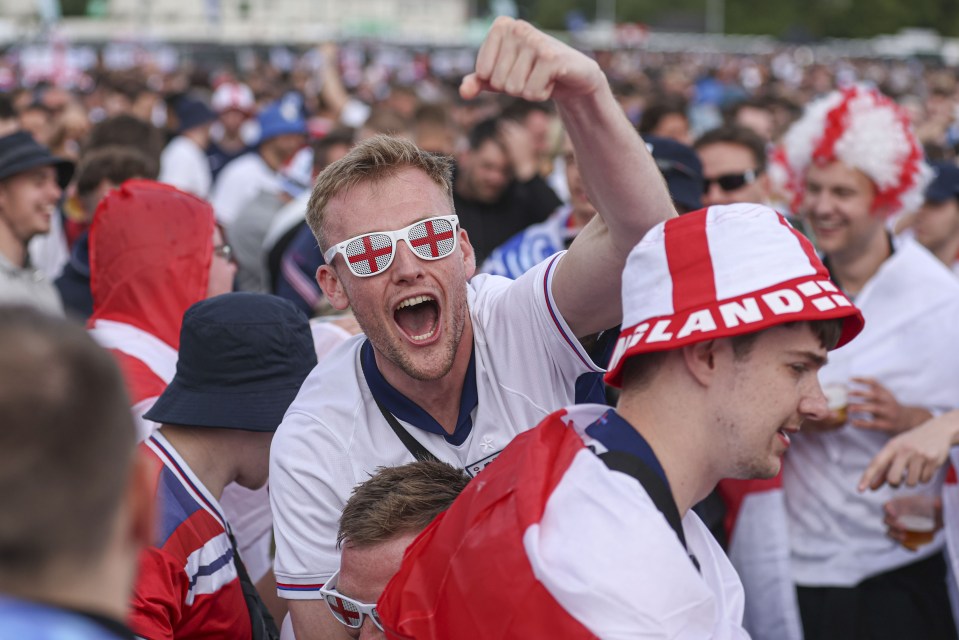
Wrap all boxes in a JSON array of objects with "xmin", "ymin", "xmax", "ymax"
[
  {"xmin": 228, "ymin": 531, "xmax": 280, "ymax": 640},
  {"xmin": 598, "ymin": 450, "xmax": 700, "ymax": 573},
  {"xmin": 372, "ymin": 397, "xmax": 441, "ymax": 463}
]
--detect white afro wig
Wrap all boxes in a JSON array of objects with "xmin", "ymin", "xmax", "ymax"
[{"xmin": 769, "ymin": 85, "xmax": 931, "ymax": 219}]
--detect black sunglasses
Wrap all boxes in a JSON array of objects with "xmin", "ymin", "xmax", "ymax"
[{"xmin": 702, "ymin": 169, "xmax": 760, "ymax": 194}]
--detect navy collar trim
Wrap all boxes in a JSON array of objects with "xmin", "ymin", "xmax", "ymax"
[
  {"xmin": 360, "ymin": 339, "xmax": 478, "ymax": 446},
  {"xmin": 585, "ymin": 409, "xmax": 670, "ymax": 487}
]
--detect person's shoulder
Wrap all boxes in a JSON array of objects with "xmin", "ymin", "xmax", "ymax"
[{"xmin": 277, "ymin": 336, "xmax": 365, "ymax": 436}]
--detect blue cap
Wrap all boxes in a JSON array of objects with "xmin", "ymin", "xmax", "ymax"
[
  {"xmin": 645, "ymin": 135, "xmax": 704, "ymax": 213},
  {"xmin": 144, "ymin": 293, "xmax": 317, "ymax": 432},
  {"xmin": 925, "ymin": 161, "xmax": 959, "ymax": 204},
  {"xmin": 256, "ymin": 97, "xmax": 308, "ymax": 145}
]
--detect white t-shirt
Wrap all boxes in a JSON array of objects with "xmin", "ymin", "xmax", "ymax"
[
  {"xmin": 209, "ymin": 152, "xmax": 280, "ymax": 225},
  {"xmin": 784, "ymin": 239, "xmax": 959, "ymax": 586},
  {"xmin": 270, "ymin": 254, "xmax": 603, "ymax": 597},
  {"xmin": 159, "ymin": 136, "xmax": 213, "ymax": 199}
]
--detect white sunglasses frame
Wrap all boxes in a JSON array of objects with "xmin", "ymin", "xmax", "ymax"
[
  {"xmin": 322, "ymin": 214, "xmax": 460, "ymax": 278},
  {"xmin": 318, "ymin": 570, "xmax": 384, "ymax": 632}
]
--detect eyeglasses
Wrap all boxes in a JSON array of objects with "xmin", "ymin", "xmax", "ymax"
[
  {"xmin": 702, "ymin": 169, "xmax": 760, "ymax": 194},
  {"xmin": 213, "ymin": 243, "xmax": 234, "ymax": 261},
  {"xmin": 323, "ymin": 215, "xmax": 459, "ymax": 278},
  {"xmin": 319, "ymin": 570, "xmax": 383, "ymax": 632}
]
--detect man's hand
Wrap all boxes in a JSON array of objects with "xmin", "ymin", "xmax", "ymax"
[
  {"xmin": 848, "ymin": 377, "xmax": 930, "ymax": 434},
  {"xmin": 859, "ymin": 410, "xmax": 959, "ymax": 491},
  {"xmin": 460, "ymin": 17, "xmax": 604, "ymax": 104}
]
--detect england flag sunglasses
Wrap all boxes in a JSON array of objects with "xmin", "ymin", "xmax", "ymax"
[
  {"xmin": 319, "ymin": 570, "xmax": 383, "ymax": 631},
  {"xmin": 323, "ymin": 215, "xmax": 459, "ymax": 278}
]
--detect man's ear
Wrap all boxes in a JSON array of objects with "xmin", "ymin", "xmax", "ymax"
[
  {"xmin": 316, "ymin": 264, "xmax": 351, "ymax": 311},
  {"xmin": 682, "ymin": 339, "xmax": 720, "ymax": 388},
  {"xmin": 459, "ymin": 228, "xmax": 476, "ymax": 279}
]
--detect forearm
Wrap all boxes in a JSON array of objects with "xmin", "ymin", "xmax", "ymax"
[{"xmin": 557, "ymin": 82, "xmax": 677, "ymax": 251}]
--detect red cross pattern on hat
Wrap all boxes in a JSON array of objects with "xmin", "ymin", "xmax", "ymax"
[{"xmin": 605, "ymin": 203, "xmax": 865, "ymax": 388}]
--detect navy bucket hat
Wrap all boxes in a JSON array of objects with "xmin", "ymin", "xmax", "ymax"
[
  {"xmin": 144, "ymin": 292, "xmax": 317, "ymax": 432},
  {"xmin": 0, "ymin": 130, "xmax": 74, "ymax": 189}
]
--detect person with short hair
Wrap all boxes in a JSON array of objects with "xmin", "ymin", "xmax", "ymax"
[
  {"xmin": 270, "ymin": 18, "xmax": 679, "ymax": 640},
  {"xmin": 130, "ymin": 292, "xmax": 317, "ymax": 640},
  {"xmin": 695, "ymin": 124, "xmax": 770, "ymax": 208},
  {"xmin": 0, "ymin": 306, "xmax": 152, "ymax": 638},
  {"xmin": 317, "ymin": 461, "xmax": 469, "ymax": 638},
  {"xmin": 379, "ymin": 203, "xmax": 863, "ymax": 638},
  {"xmin": 0, "ymin": 130, "xmax": 73, "ymax": 313},
  {"xmin": 914, "ymin": 160, "xmax": 959, "ymax": 276}
]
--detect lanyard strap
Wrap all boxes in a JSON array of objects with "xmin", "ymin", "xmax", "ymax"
[
  {"xmin": 228, "ymin": 531, "xmax": 280, "ymax": 640},
  {"xmin": 597, "ymin": 450, "xmax": 700, "ymax": 573},
  {"xmin": 372, "ymin": 397, "xmax": 441, "ymax": 463}
]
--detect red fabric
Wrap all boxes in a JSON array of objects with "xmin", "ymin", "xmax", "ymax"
[
  {"xmin": 88, "ymin": 179, "xmax": 215, "ymax": 349},
  {"xmin": 379, "ymin": 410, "xmax": 597, "ymax": 639},
  {"xmin": 665, "ymin": 211, "xmax": 717, "ymax": 311},
  {"xmin": 113, "ymin": 350, "xmax": 167, "ymax": 406},
  {"xmin": 717, "ymin": 474, "xmax": 783, "ymax": 545},
  {"xmin": 130, "ymin": 442, "xmax": 252, "ymax": 640}
]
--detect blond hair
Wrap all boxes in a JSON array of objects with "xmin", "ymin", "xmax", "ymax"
[
  {"xmin": 306, "ymin": 134, "xmax": 454, "ymax": 251},
  {"xmin": 337, "ymin": 460, "xmax": 469, "ymax": 549}
]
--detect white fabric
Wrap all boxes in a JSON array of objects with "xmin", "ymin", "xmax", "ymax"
[
  {"xmin": 0, "ymin": 251, "xmax": 62, "ymax": 315},
  {"xmin": 209, "ymin": 153, "xmax": 280, "ymax": 225},
  {"xmin": 261, "ymin": 190, "xmax": 310, "ymax": 256},
  {"xmin": 521, "ymin": 405, "xmax": 748, "ymax": 639},
  {"xmin": 619, "ymin": 204, "xmax": 825, "ymax": 328},
  {"xmin": 159, "ymin": 136, "xmax": 213, "ymax": 199},
  {"xmin": 784, "ymin": 239, "xmax": 959, "ymax": 586},
  {"xmin": 728, "ymin": 490, "xmax": 802, "ymax": 640},
  {"xmin": 270, "ymin": 255, "xmax": 602, "ymax": 596},
  {"xmin": 219, "ymin": 321, "xmax": 355, "ymax": 585}
]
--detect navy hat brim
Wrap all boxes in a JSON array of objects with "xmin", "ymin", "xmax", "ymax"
[
  {"xmin": 143, "ymin": 379, "xmax": 306, "ymax": 432},
  {"xmin": 0, "ymin": 153, "xmax": 74, "ymax": 190}
]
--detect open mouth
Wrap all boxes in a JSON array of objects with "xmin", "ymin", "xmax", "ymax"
[{"xmin": 394, "ymin": 294, "xmax": 440, "ymax": 343}]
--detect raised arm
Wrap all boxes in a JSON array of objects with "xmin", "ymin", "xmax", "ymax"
[{"xmin": 461, "ymin": 18, "xmax": 676, "ymax": 337}]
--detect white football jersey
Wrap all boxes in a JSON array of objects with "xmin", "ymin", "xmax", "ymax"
[{"xmin": 270, "ymin": 254, "xmax": 603, "ymax": 597}]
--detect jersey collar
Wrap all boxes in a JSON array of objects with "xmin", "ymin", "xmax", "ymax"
[
  {"xmin": 361, "ymin": 339, "xmax": 478, "ymax": 446},
  {"xmin": 585, "ymin": 409, "xmax": 670, "ymax": 487}
]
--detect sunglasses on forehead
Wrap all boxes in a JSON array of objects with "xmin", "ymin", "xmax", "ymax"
[
  {"xmin": 323, "ymin": 215, "xmax": 460, "ymax": 278},
  {"xmin": 703, "ymin": 169, "xmax": 760, "ymax": 194},
  {"xmin": 319, "ymin": 570, "xmax": 383, "ymax": 632}
]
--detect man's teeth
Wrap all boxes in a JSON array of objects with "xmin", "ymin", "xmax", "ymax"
[
  {"xmin": 778, "ymin": 429, "xmax": 791, "ymax": 443},
  {"xmin": 397, "ymin": 295, "xmax": 435, "ymax": 310},
  {"xmin": 410, "ymin": 327, "xmax": 438, "ymax": 342}
]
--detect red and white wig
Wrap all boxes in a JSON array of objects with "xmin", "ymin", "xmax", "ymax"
[{"xmin": 770, "ymin": 85, "xmax": 931, "ymax": 219}]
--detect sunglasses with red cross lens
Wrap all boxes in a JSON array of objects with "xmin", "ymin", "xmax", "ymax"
[
  {"xmin": 323, "ymin": 215, "xmax": 460, "ymax": 278},
  {"xmin": 318, "ymin": 570, "xmax": 384, "ymax": 632}
]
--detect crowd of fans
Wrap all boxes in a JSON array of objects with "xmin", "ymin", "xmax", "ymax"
[{"xmin": 2, "ymin": 17, "xmax": 959, "ymax": 640}]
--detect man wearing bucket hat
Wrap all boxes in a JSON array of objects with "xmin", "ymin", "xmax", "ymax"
[
  {"xmin": 129, "ymin": 292, "xmax": 316, "ymax": 640},
  {"xmin": 210, "ymin": 96, "xmax": 307, "ymax": 226},
  {"xmin": 0, "ymin": 130, "xmax": 73, "ymax": 313},
  {"xmin": 772, "ymin": 85, "xmax": 959, "ymax": 640},
  {"xmin": 159, "ymin": 96, "xmax": 218, "ymax": 199},
  {"xmin": 377, "ymin": 203, "xmax": 864, "ymax": 638}
]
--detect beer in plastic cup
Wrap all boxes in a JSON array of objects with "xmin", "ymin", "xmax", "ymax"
[
  {"xmin": 823, "ymin": 384, "xmax": 848, "ymax": 423},
  {"xmin": 898, "ymin": 514, "xmax": 936, "ymax": 551}
]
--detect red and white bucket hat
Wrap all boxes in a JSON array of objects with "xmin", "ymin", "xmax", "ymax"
[{"xmin": 605, "ymin": 203, "xmax": 865, "ymax": 388}]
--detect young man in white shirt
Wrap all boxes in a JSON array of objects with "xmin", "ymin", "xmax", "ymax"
[
  {"xmin": 379, "ymin": 203, "xmax": 864, "ymax": 638},
  {"xmin": 269, "ymin": 17, "xmax": 678, "ymax": 639}
]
